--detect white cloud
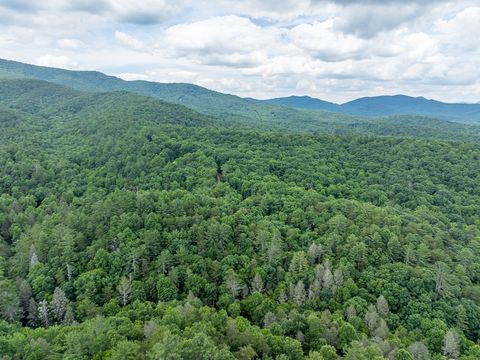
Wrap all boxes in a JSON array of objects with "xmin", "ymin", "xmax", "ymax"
[
  {"xmin": 118, "ymin": 72, "xmax": 150, "ymax": 81},
  {"xmin": 164, "ymin": 16, "xmax": 282, "ymax": 54},
  {"xmin": 115, "ymin": 31, "xmax": 145, "ymax": 51},
  {"xmin": 289, "ymin": 20, "xmax": 366, "ymax": 61},
  {"xmin": 0, "ymin": 34, "xmax": 16, "ymax": 46},
  {"xmin": 0, "ymin": 0, "xmax": 479, "ymax": 103},
  {"xmin": 63, "ymin": 0, "xmax": 183, "ymax": 25},
  {"xmin": 109, "ymin": 0, "xmax": 183, "ymax": 25},
  {"xmin": 334, "ymin": 2, "xmax": 427, "ymax": 38},
  {"xmin": 436, "ymin": 6, "xmax": 480, "ymax": 51},
  {"xmin": 57, "ymin": 38, "xmax": 84, "ymax": 49},
  {"xmin": 204, "ymin": 0, "xmax": 314, "ymax": 21},
  {"xmin": 143, "ymin": 69, "xmax": 200, "ymax": 83},
  {"xmin": 34, "ymin": 54, "xmax": 78, "ymax": 68}
]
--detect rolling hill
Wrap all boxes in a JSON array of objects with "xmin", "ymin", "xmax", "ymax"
[
  {"xmin": 4, "ymin": 57, "xmax": 480, "ymax": 132},
  {"xmin": 2, "ymin": 76, "xmax": 480, "ymax": 141},
  {"xmin": 2, "ymin": 59, "xmax": 480, "ymax": 141},
  {"xmin": 0, "ymin": 58, "xmax": 339, "ymax": 128},
  {"xmin": 0, "ymin": 78, "xmax": 214, "ymax": 128}
]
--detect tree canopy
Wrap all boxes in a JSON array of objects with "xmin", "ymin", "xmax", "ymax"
[{"xmin": 1, "ymin": 75, "xmax": 480, "ymax": 359}]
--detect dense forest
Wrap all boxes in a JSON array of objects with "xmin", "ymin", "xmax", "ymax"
[{"xmin": 1, "ymin": 64, "xmax": 480, "ymax": 359}]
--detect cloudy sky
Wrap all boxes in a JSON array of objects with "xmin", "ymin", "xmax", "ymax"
[{"xmin": 1, "ymin": 0, "xmax": 479, "ymax": 103}]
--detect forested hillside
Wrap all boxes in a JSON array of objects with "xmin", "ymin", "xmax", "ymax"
[
  {"xmin": 1, "ymin": 71, "xmax": 480, "ymax": 359},
  {"xmin": 1, "ymin": 76, "xmax": 480, "ymax": 142},
  {"xmin": 3, "ymin": 58, "xmax": 480, "ymax": 131},
  {"xmin": 0, "ymin": 58, "xmax": 344, "ymax": 128}
]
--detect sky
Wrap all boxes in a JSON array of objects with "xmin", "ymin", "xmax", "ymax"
[{"xmin": 0, "ymin": 0, "xmax": 479, "ymax": 103}]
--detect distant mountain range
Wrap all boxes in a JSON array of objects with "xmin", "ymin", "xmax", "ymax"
[
  {"xmin": 264, "ymin": 95, "xmax": 480, "ymax": 122},
  {"xmin": 0, "ymin": 58, "xmax": 323, "ymax": 129},
  {"xmin": 2, "ymin": 58, "xmax": 480, "ymax": 141},
  {"xmin": 2, "ymin": 58, "xmax": 480, "ymax": 124}
]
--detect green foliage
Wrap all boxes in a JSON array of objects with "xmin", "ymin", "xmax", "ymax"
[
  {"xmin": 1, "ymin": 72, "xmax": 480, "ymax": 359},
  {"xmin": 157, "ymin": 276, "xmax": 178, "ymax": 302}
]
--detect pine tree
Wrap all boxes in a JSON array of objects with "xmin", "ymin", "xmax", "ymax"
[
  {"xmin": 434, "ymin": 262, "xmax": 450, "ymax": 297},
  {"xmin": 18, "ymin": 278, "xmax": 32, "ymax": 317},
  {"xmin": 27, "ymin": 298, "xmax": 38, "ymax": 327},
  {"xmin": 364, "ymin": 305, "xmax": 381, "ymax": 335},
  {"xmin": 308, "ymin": 279, "xmax": 321, "ymax": 299},
  {"xmin": 373, "ymin": 318, "xmax": 389, "ymax": 339},
  {"xmin": 263, "ymin": 311, "xmax": 277, "ymax": 327},
  {"xmin": 117, "ymin": 276, "xmax": 132, "ymax": 306},
  {"xmin": 250, "ymin": 273, "xmax": 264, "ymax": 293},
  {"xmin": 307, "ymin": 243, "xmax": 323, "ymax": 265},
  {"xmin": 332, "ymin": 269, "xmax": 343, "ymax": 294},
  {"xmin": 51, "ymin": 287, "xmax": 68, "ymax": 321},
  {"xmin": 443, "ymin": 329, "xmax": 460, "ymax": 359},
  {"xmin": 29, "ymin": 248, "xmax": 39, "ymax": 270},
  {"xmin": 323, "ymin": 267, "xmax": 334, "ymax": 291},
  {"xmin": 277, "ymin": 289, "xmax": 287, "ymax": 304},
  {"xmin": 63, "ymin": 305, "xmax": 75, "ymax": 325},
  {"xmin": 292, "ymin": 280, "xmax": 306, "ymax": 306},
  {"xmin": 407, "ymin": 342, "xmax": 430, "ymax": 360},
  {"xmin": 225, "ymin": 272, "xmax": 243, "ymax": 298},
  {"xmin": 289, "ymin": 251, "xmax": 309, "ymax": 282},
  {"xmin": 376, "ymin": 295, "xmax": 389, "ymax": 317},
  {"xmin": 345, "ymin": 304, "xmax": 357, "ymax": 321},
  {"xmin": 66, "ymin": 263, "xmax": 74, "ymax": 282},
  {"xmin": 38, "ymin": 300, "xmax": 49, "ymax": 328},
  {"xmin": 0, "ymin": 280, "xmax": 20, "ymax": 323}
]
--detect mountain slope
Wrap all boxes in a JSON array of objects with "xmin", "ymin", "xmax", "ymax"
[
  {"xmin": 264, "ymin": 95, "xmax": 341, "ymax": 112},
  {"xmin": 0, "ymin": 76, "xmax": 339, "ymax": 131},
  {"xmin": 0, "ymin": 105, "xmax": 24, "ymax": 128},
  {"xmin": 0, "ymin": 58, "xmax": 329, "ymax": 127},
  {"xmin": 4, "ymin": 58, "xmax": 480, "ymax": 125},
  {"xmin": 265, "ymin": 94, "xmax": 480, "ymax": 122},
  {"xmin": 342, "ymin": 95, "xmax": 480, "ymax": 121},
  {"xmin": 0, "ymin": 78, "xmax": 214, "ymax": 127},
  {"xmin": 2, "ymin": 77, "xmax": 480, "ymax": 141}
]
